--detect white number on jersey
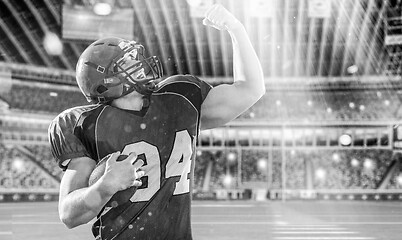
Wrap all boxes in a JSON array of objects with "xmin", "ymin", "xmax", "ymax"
[{"xmin": 121, "ymin": 130, "xmax": 193, "ymax": 202}]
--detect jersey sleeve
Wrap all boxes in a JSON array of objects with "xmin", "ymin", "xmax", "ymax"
[
  {"xmin": 48, "ymin": 111, "xmax": 91, "ymax": 171},
  {"xmin": 156, "ymin": 75, "xmax": 213, "ymax": 110},
  {"xmin": 187, "ymin": 75, "xmax": 213, "ymax": 104}
]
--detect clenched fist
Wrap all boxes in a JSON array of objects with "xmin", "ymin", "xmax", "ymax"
[{"xmin": 203, "ymin": 4, "xmax": 242, "ymax": 32}]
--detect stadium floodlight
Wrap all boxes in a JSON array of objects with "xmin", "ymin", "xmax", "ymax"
[
  {"xmin": 43, "ymin": 32, "xmax": 63, "ymax": 56},
  {"xmin": 93, "ymin": 0, "xmax": 115, "ymax": 16},
  {"xmin": 347, "ymin": 65, "xmax": 358, "ymax": 74},
  {"xmin": 339, "ymin": 134, "xmax": 352, "ymax": 146}
]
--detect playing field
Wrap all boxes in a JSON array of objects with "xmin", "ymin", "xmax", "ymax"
[{"xmin": 0, "ymin": 200, "xmax": 401, "ymax": 240}]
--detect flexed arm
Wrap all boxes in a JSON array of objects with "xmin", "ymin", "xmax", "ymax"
[{"xmin": 200, "ymin": 4, "xmax": 265, "ymax": 130}]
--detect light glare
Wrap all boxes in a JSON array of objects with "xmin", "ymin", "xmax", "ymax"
[{"xmin": 93, "ymin": 3, "xmax": 112, "ymax": 15}]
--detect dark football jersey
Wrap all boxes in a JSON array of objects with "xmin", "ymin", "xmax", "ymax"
[{"xmin": 48, "ymin": 75, "xmax": 212, "ymax": 240}]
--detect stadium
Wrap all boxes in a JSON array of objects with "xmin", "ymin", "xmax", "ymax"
[{"xmin": 1, "ymin": 0, "xmax": 402, "ymax": 239}]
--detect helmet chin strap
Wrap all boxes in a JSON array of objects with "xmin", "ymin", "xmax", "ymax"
[
  {"xmin": 119, "ymin": 77, "xmax": 156, "ymax": 98},
  {"xmin": 134, "ymin": 81, "xmax": 156, "ymax": 95}
]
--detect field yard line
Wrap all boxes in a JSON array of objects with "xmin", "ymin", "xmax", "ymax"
[
  {"xmin": 274, "ymin": 227, "xmax": 347, "ymax": 230},
  {"xmin": 324, "ymin": 222, "xmax": 402, "ymax": 225},
  {"xmin": 12, "ymin": 221, "xmax": 62, "ymax": 225},
  {"xmin": 274, "ymin": 231, "xmax": 357, "ymax": 234},
  {"xmin": 193, "ymin": 214, "xmax": 282, "ymax": 217},
  {"xmin": 192, "ymin": 204, "xmax": 253, "ymax": 207},
  {"xmin": 274, "ymin": 237, "xmax": 375, "ymax": 240},
  {"xmin": 193, "ymin": 222, "xmax": 289, "ymax": 225},
  {"xmin": 291, "ymin": 214, "xmax": 402, "ymax": 217}
]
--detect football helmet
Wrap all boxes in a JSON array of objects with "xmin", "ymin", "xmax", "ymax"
[{"xmin": 76, "ymin": 37, "xmax": 163, "ymax": 103}]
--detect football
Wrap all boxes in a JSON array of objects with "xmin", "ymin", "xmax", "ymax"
[{"xmin": 88, "ymin": 154, "xmax": 139, "ymax": 207}]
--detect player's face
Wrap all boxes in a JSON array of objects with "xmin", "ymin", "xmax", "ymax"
[{"xmin": 118, "ymin": 49, "xmax": 146, "ymax": 82}]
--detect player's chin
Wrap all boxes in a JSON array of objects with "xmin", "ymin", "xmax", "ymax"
[{"xmin": 132, "ymin": 180, "xmax": 142, "ymax": 187}]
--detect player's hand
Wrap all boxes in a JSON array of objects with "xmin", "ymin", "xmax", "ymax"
[
  {"xmin": 101, "ymin": 151, "xmax": 145, "ymax": 195},
  {"xmin": 203, "ymin": 4, "xmax": 242, "ymax": 32}
]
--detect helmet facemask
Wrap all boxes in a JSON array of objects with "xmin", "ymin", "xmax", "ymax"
[{"xmin": 111, "ymin": 43, "xmax": 163, "ymax": 97}]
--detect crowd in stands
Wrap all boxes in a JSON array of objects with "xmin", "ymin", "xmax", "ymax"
[
  {"xmin": 0, "ymin": 143, "xmax": 401, "ymax": 192},
  {"xmin": 1, "ymin": 82, "xmax": 402, "ymax": 193},
  {"xmin": 0, "ymin": 84, "xmax": 87, "ymax": 114},
  {"xmin": 0, "ymin": 144, "xmax": 58, "ymax": 190},
  {"xmin": 23, "ymin": 145, "xmax": 63, "ymax": 181},
  {"xmin": 289, "ymin": 149, "xmax": 395, "ymax": 189},
  {"xmin": 240, "ymin": 90, "xmax": 402, "ymax": 122},
  {"xmin": 1, "ymin": 82, "xmax": 402, "ymax": 123},
  {"xmin": 195, "ymin": 149, "xmax": 400, "ymax": 191}
]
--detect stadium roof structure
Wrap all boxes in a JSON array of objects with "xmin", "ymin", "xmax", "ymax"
[{"xmin": 0, "ymin": 0, "xmax": 401, "ymax": 81}]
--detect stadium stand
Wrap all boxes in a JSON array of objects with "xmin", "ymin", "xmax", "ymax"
[
  {"xmin": 241, "ymin": 89, "xmax": 402, "ymax": 122},
  {"xmin": 0, "ymin": 144, "xmax": 59, "ymax": 190},
  {"xmin": 2, "ymin": 80, "xmax": 402, "ymax": 122},
  {"xmin": 0, "ymin": 82, "xmax": 87, "ymax": 114},
  {"xmin": 1, "ymin": 79, "xmax": 402, "ymax": 202}
]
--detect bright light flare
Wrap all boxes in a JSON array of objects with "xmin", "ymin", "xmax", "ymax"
[
  {"xmin": 315, "ymin": 168, "xmax": 326, "ymax": 180},
  {"xmin": 351, "ymin": 158, "xmax": 360, "ymax": 167},
  {"xmin": 347, "ymin": 65, "xmax": 358, "ymax": 74},
  {"xmin": 257, "ymin": 158, "xmax": 267, "ymax": 170},
  {"xmin": 227, "ymin": 152, "xmax": 236, "ymax": 162},
  {"xmin": 43, "ymin": 32, "xmax": 63, "ymax": 55},
  {"xmin": 397, "ymin": 174, "xmax": 402, "ymax": 185},
  {"xmin": 363, "ymin": 158, "xmax": 374, "ymax": 170},
  {"xmin": 93, "ymin": 2, "xmax": 113, "ymax": 15},
  {"xmin": 223, "ymin": 175, "xmax": 233, "ymax": 187},
  {"xmin": 12, "ymin": 158, "xmax": 24, "ymax": 172},
  {"xmin": 332, "ymin": 153, "xmax": 340, "ymax": 162},
  {"xmin": 339, "ymin": 134, "xmax": 352, "ymax": 146}
]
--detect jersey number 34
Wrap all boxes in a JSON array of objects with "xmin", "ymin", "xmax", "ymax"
[{"xmin": 121, "ymin": 130, "xmax": 193, "ymax": 202}]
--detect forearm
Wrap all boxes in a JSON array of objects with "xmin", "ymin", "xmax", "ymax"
[
  {"xmin": 229, "ymin": 24, "xmax": 265, "ymax": 96},
  {"xmin": 59, "ymin": 178, "xmax": 113, "ymax": 228}
]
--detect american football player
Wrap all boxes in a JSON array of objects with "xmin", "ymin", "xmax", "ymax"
[{"xmin": 48, "ymin": 4, "xmax": 265, "ymax": 240}]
